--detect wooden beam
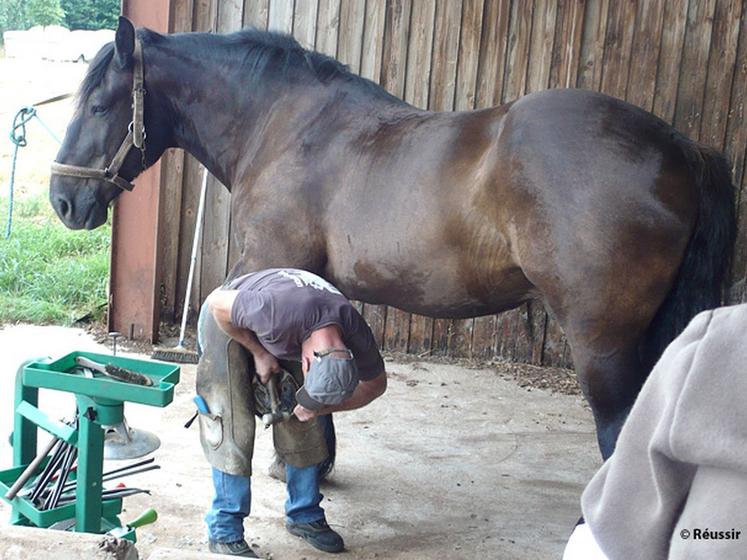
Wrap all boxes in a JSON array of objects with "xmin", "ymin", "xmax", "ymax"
[{"xmin": 109, "ymin": 0, "xmax": 171, "ymax": 342}]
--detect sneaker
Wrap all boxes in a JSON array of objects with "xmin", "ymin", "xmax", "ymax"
[
  {"xmin": 208, "ymin": 538, "xmax": 259, "ymax": 557},
  {"xmin": 286, "ymin": 519, "xmax": 344, "ymax": 553}
]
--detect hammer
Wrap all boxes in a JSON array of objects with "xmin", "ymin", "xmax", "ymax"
[{"xmin": 261, "ymin": 375, "xmax": 292, "ymax": 428}]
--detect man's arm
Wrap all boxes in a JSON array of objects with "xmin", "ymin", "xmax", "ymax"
[
  {"xmin": 294, "ymin": 371, "xmax": 387, "ymax": 421},
  {"xmin": 206, "ymin": 288, "xmax": 280, "ymax": 383}
]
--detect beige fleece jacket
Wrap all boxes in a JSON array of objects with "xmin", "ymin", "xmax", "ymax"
[{"xmin": 581, "ymin": 304, "xmax": 747, "ymax": 560}]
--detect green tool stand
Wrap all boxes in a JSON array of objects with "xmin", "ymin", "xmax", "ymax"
[{"xmin": 0, "ymin": 351, "xmax": 179, "ymax": 541}]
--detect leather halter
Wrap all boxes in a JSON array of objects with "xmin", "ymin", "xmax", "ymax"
[{"xmin": 50, "ymin": 39, "xmax": 146, "ymax": 192}]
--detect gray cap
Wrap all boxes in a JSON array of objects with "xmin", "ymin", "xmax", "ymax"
[{"xmin": 296, "ymin": 348, "xmax": 359, "ymax": 411}]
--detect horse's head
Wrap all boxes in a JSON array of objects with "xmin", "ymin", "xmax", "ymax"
[{"xmin": 50, "ymin": 17, "xmax": 168, "ymax": 229}]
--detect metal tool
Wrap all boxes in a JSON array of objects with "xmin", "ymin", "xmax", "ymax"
[
  {"xmin": 44, "ymin": 445, "xmax": 77, "ymax": 510},
  {"xmin": 75, "ymin": 356, "xmax": 153, "ymax": 386},
  {"xmin": 59, "ymin": 458, "xmax": 160, "ymax": 494},
  {"xmin": 109, "ymin": 332, "xmax": 122, "ymax": 356},
  {"xmin": 253, "ymin": 369, "xmax": 299, "ymax": 428},
  {"xmin": 3, "ymin": 436, "xmax": 58, "ymax": 500},
  {"xmin": 261, "ymin": 375, "xmax": 293, "ymax": 428},
  {"xmin": 58, "ymin": 487, "xmax": 151, "ymax": 505},
  {"xmin": 29, "ymin": 461, "xmax": 160, "ymax": 505},
  {"xmin": 28, "ymin": 438, "xmax": 69, "ymax": 503}
]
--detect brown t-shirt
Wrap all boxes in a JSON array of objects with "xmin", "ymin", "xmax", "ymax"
[{"xmin": 228, "ymin": 269, "xmax": 384, "ymax": 380}]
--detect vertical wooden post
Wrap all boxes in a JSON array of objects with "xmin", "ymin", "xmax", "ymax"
[{"xmin": 109, "ymin": 0, "xmax": 171, "ymax": 342}]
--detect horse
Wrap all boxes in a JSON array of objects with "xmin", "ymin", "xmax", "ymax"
[{"xmin": 50, "ymin": 17, "xmax": 736, "ymax": 460}]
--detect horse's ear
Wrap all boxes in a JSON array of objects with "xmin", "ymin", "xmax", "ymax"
[{"xmin": 115, "ymin": 16, "xmax": 135, "ymax": 68}]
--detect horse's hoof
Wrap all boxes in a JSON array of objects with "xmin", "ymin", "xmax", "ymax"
[
  {"xmin": 268, "ymin": 454, "xmax": 287, "ymax": 482},
  {"xmin": 268, "ymin": 454, "xmax": 334, "ymax": 483}
]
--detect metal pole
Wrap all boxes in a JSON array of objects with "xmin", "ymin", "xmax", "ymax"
[{"xmin": 4, "ymin": 437, "xmax": 57, "ymax": 500}]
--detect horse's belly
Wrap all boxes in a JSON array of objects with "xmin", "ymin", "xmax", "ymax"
[{"xmin": 327, "ymin": 250, "xmax": 534, "ymax": 319}]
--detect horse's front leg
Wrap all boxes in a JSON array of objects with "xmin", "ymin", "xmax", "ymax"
[
  {"xmin": 226, "ymin": 205, "xmax": 328, "ymax": 282},
  {"xmin": 224, "ymin": 206, "xmax": 336, "ymax": 480}
]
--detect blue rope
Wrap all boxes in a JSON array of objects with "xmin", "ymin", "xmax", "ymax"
[
  {"xmin": 6, "ymin": 142, "xmax": 20, "ymax": 239},
  {"xmin": 33, "ymin": 113, "xmax": 63, "ymax": 145},
  {"xmin": 4, "ymin": 106, "xmax": 62, "ymax": 239}
]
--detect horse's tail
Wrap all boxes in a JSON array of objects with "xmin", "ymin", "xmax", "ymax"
[{"xmin": 641, "ymin": 140, "xmax": 737, "ymax": 369}]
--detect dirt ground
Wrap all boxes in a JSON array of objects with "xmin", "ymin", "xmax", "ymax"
[{"xmin": 0, "ymin": 324, "xmax": 600, "ymax": 559}]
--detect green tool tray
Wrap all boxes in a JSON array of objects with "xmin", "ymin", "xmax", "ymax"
[
  {"xmin": 23, "ymin": 351, "xmax": 180, "ymax": 407},
  {"xmin": 0, "ymin": 462, "xmax": 123, "ymax": 528}
]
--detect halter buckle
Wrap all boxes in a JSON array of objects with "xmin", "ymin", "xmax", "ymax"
[{"xmin": 128, "ymin": 121, "xmax": 146, "ymax": 150}]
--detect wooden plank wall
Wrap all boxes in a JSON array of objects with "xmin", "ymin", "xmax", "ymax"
[{"xmin": 158, "ymin": 0, "xmax": 747, "ymax": 368}]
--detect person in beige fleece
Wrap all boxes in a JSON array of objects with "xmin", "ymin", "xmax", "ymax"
[{"xmin": 564, "ymin": 304, "xmax": 747, "ymax": 560}]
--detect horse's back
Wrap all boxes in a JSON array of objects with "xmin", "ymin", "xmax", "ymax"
[{"xmin": 269, "ymin": 88, "xmax": 699, "ymax": 321}]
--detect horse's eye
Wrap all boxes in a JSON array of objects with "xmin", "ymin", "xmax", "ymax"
[{"xmin": 91, "ymin": 105, "xmax": 108, "ymax": 115}]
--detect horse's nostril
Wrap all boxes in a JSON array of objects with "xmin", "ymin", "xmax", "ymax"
[{"xmin": 57, "ymin": 197, "xmax": 70, "ymax": 218}]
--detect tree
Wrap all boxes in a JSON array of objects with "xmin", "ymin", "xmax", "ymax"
[
  {"xmin": 0, "ymin": 0, "xmax": 30, "ymax": 36},
  {"xmin": 27, "ymin": 0, "xmax": 64, "ymax": 27},
  {"xmin": 61, "ymin": 0, "xmax": 119, "ymax": 31}
]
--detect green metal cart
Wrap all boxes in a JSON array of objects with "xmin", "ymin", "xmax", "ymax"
[{"xmin": 0, "ymin": 351, "xmax": 179, "ymax": 541}]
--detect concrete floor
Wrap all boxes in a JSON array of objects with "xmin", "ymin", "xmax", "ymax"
[{"xmin": 0, "ymin": 324, "xmax": 601, "ymax": 559}]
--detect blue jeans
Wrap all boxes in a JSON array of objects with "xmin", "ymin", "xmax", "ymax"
[{"xmin": 206, "ymin": 415, "xmax": 334, "ymax": 543}]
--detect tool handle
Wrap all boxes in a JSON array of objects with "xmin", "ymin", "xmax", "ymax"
[
  {"xmin": 129, "ymin": 507, "xmax": 158, "ymax": 529},
  {"xmin": 4, "ymin": 437, "xmax": 58, "ymax": 500},
  {"xmin": 194, "ymin": 395, "xmax": 210, "ymax": 414},
  {"xmin": 179, "ymin": 166, "xmax": 209, "ymax": 347},
  {"xmin": 267, "ymin": 375, "xmax": 280, "ymax": 409},
  {"xmin": 75, "ymin": 356, "xmax": 107, "ymax": 374}
]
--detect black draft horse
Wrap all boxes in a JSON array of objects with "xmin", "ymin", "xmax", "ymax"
[{"xmin": 50, "ymin": 18, "xmax": 735, "ymax": 460}]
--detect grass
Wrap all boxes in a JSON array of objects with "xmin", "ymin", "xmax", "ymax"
[
  {"xmin": 0, "ymin": 57, "xmax": 109, "ymax": 327},
  {"xmin": 0, "ymin": 193, "xmax": 111, "ymax": 325}
]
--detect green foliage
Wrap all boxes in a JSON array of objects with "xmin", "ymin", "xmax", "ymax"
[
  {"xmin": 27, "ymin": 0, "xmax": 64, "ymax": 27},
  {"xmin": 1, "ymin": 0, "xmax": 118, "ymax": 44},
  {"xmin": 0, "ymin": 0, "xmax": 31, "ymax": 35},
  {"xmin": 61, "ymin": 0, "xmax": 119, "ymax": 31},
  {"xmin": 0, "ymin": 194, "xmax": 111, "ymax": 325}
]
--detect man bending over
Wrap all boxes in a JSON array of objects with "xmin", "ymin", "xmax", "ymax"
[{"xmin": 195, "ymin": 268, "xmax": 387, "ymax": 557}]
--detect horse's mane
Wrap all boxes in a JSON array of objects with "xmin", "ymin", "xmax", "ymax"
[
  {"xmin": 77, "ymin": 42, "xmax": 115, "ymax": 106},
  {"xmin": 202, "ymin": 28, "xmax": 397, "ymax": 100},
  {"xmin": 78, "ymin": 28, "xmax": 398, "ymax": 104},
  {"xmin": 229, "ymin": 28, "xmax": 348, "ymax": 84}
]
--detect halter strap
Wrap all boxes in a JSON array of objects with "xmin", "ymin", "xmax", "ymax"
[
  {"xmin": 132, "ymin": 40, "xmax": 146, "ymax": 149},
  {"xmin": 50, "ymin": 38, "xmax": 146, "ymax": 192},
  {"xmin": 48, "ymin": 163, "xmax": 135, "ymax": 192}
]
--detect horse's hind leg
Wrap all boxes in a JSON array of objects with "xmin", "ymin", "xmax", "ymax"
[
  {"xmin": 516, "ymin": 206, "xmax": 689, "ymax": 459},
  {"xmin": 569, "ymin": 338, "xmax": 647, "ymax": 459},
  {"xmin": 554, "ymin": 257, "xmax": 681, "ymax": 459},
  {"xmin": 528, "ymin": 247, "xmax": 681, "ymax": 459}
]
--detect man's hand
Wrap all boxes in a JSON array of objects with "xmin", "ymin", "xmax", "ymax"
[
  {"xmin": 254, "ymin": 352, "xmax": 281, "ymax": 384},
  {"xmin": 293, "ymin": 404, "xmax": 319, "ymax": 422}
]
